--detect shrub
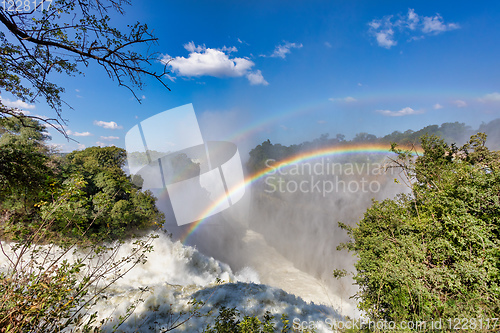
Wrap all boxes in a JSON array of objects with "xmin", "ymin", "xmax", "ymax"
[
  {"xmin": 203, "ymin": 307, "xmax": 296, "ymax": 333},
  {"xmin": 339, "ymin": 133, "xmax": 500, "ymax": 328},
  {"xmin": 0, "ymin": 183, "xmax": 159, "ymax": 332}
]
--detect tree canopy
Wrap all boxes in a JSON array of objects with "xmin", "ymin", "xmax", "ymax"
[
  {"xmin": 0, "ymin": 115, "xmax": 164, "ymax": 241},
  {"xmin": 339, "ymin": 133, "xmax": 500, "ymax": 325}
]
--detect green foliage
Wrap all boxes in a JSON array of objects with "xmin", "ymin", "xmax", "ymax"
[
  {"xmin": 246, "ymin": 119, "xmax": 500, "ymax": 175},
  {"xmin": 0, "ymin": 220, "xmax": 158, "ymax": 332},
  {"xmin": 38, "ymin": 176, "xmax": 91, "ymax": 235},
  {"xmin": 46, "ymin": 146, "xmax": 164, "ymax": 240},
  {"xmin": 247, "ymin": 139, "xmax": 294, "ymax": 174},
  {"xmin": 0, "ymin": 116, "xmax": 50, "ymax": 146},
  {"xmin": 339, "ymin": 133, "xmax": 500, "ymax": 325},
  {"xmin": 203, "ymin": 307, "xmax": 293, "ymax": 333},
  {"xmin": 479, "ymin": 119, "xmax": 500, "ymax": 149},
  {"xmin": 204, "ymin": 307, "xmax": 241, "ymax": 333},
  {"xmin": 0, "ymin": 117, "xmax": 164, "ymax": 242},
  {"xmin": 0, "ymin": 117, "xmax": 54, "ymax": 214},
  {"xmin": 0, "ymin": 115, "xmax": 167, "ymax": 331},
  {"xmin": 0, "ymin": 1, "xmax": 170, "ymax": 329},
  {"xmin": 353, "ymin": 132, "xmax": 377, "ymax": 143},
  {"xmin": 0, "ymin": 160, "xmax": 159, "ymax": 331},
  {"xmin": 381, "ymin": 122, "xmax": 473, "ymax": 146},
  {"xmin": 0, "ymin": 255, "xmax": 88, "ymax": 331}
]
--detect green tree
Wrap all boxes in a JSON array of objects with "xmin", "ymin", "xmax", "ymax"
[
  {"xmin": 247, "ymin": 140, "xmax": 296, "ymax": 174},
  {"xmin": 0, "ymin": 116, "xmax": 54, "ymax": 214},
  {"xmin": 0, "ymin": 117, "xmax": 164, "ymax": 241},
  {"xmin": 202, "ymin": 307, "xmax": 293, "ymax": 333},
  {"xmin": 0, "ymin": 2, "xmax": 170, "ymax": 329},
  {"xmin": 0, "ymin": 120, "xmax": 164, "ymax": 331},
  {"xmin": 0, "ymin": 178, "xmax": 158, "ymax": 332},
  {"xmin": 50, "ymin": 146, "xmax": 165, "ymax": 239},
  {"xmin": 478, "ymin": 118, "xmax": 500, "ymax": 150},
  {"xmin": 339, "ymin": 133, "xmax": 500, "ymax": 327},
  {"xmin": 352, "ymin": 132, "xmax": 377, "ymax": 143}
]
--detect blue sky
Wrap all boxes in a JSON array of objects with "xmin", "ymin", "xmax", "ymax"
[{"xmin": 3, "ymin": 1, "xmax": 500, "ymax": 156}]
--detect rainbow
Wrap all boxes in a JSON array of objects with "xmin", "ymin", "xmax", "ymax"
[
  {"xmin": 217, "ymin": 100, "xmax": 329, "ymax": 144},
  {"xmin": 180, "ymin": 143, "xmax": 422, "ymax": 243}
]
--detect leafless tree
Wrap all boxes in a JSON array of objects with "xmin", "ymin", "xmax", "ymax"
[{"xmin": 0, "ymin": 0, "xmax": 170, "ymax": 137}]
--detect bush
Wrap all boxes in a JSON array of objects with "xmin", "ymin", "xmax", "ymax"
[
  {"xmin": 202, "ymin": 307, "xmax": 296, "ymax": 333},
  {"xmin": 0, "ymin": 117, "xmax": 166, "ymax": 331},
  {"xmin": 58, "ymin": 146, "xmax": 165, "ymax": 240},
  {"xmin": 0, "ymin": 183, "xmax": 159, "ymax": 332},
  {"xmin": 339, "ymin": 133, "xmax": 500, "ymax": 328}
]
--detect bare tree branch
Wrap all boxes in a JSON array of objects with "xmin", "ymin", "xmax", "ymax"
[{"xmin": 0, "ymin": 0, "xmax": 170, "ymax": 139}]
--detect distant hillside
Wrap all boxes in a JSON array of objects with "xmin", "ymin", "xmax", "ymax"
[{"xmin": 247, "ymin": 118, "xmax": 500, "ymax": 173}]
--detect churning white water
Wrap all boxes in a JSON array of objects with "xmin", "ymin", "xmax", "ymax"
[
  {"xmin": 0, "ymin": 232, "xmax": 345, "ymax": 332},
  {"xmin": 1, "ymin": 156, "xmax": 410, "ymax": 331}
]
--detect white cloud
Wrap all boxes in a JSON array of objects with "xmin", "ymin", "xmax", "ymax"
[
  {"xmin": 280, "ymin": 125, "xmax": 288, "ymax": 130},
  {"xmin": 478, "ymin": 92, "xmax": 500, "ymax": 103},
  {"xmin": 433, "ymin": 103, "xmax": 443, "ymax": 109},
  {"xmin": 453, "ymin": 100, "xmax": 467, "ymax": 108},
  {"xmin": 374, "ymin": 29, "xmax": 397, "ymax": 48},
  {"xmin": 422, "ymin": 14, "xmax": 459, "ymax": 34},
  {"xmin": 77, "ymin": 143, "xmax": 86, "ymax": 150},
  {"xmin": 93, "ymin": 120, "xmax": 123, "ymax": 130},
  {"xmin": 247, "ymin": 70, "xmax": 269, "ymax": 86},
  {"xmin": 407, "ymin": 8, "xmax": 419, "ymax": 30},
  {"xmin": 324, "ymin": 42, "xmax": 332, "ymax": 48},
  {"xmin": 0, "ymin": 97, "xmax": 36, "ymax": 110},
  {"xmin": 46, "ymin": 123, "xmax": 66, "ymax": 131},
  {"xmin": 317, "ymin": 120, "xmax": 326, "ymax": 124},
  {"xmin": 164, "ymin": 73, "xmax": 177, "ymax": 82},
  {"xmin": 162, "ymin": 42, "xmax": 266, "ymax": 85},
  {"xmin": 268, "ymin": 41, "xmax": 303, "ymax": 59},
  {"xmin": 96, "ymin": 141, "xmax": 116, "ymax": 147},
  {"xmin": 183, "ymin": 42, "xmax": 237, "ymax": 54},
  {"xmin": 368, "ymin": 16, "xmax": 397, "ymax": 49},
  {"xmin": 183, "ymin": 41, "xmax": 204, "ymax": 53},
  {"xmin": 220, "ymin": 45, "xmax": 238, "ymax": 53},
  {"xmin": 377, "ymin": 107, "xmax": 423, "ymax": 117},
  {"xmin": 368, "ymin": 21, "xmax": 381, "ymax": 30},
  {"xmin": 67, "ymin": 130, "xmax": 93, "ymax": 137},
  {"xmin": 408, "ymin": 35, "xmax": 425, "ymax": 42},
  {"xmin": 329, "ymin": 96, "xmax": 357, "ymax": 103},
  {"xmin": 369, "ymin": 9, "xmax": 459, "ymax": 48},
  {"xmin": 100, "ymin": 136, "xmax": 120, "ymax": 141},
  {"xmin": 163, "ymin": 43, "xmax": 252, "ymax": 77},
  {"xmin": 237, "ymin": 38, "xmax": 249, "ymax": 45},
  {"xmin": 48, "ymin": 143, "xmax": 65, "ymax": 151},
  {"xmin": 9, "ymin": 109, "xmax": 31, "ymax": 116}
]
